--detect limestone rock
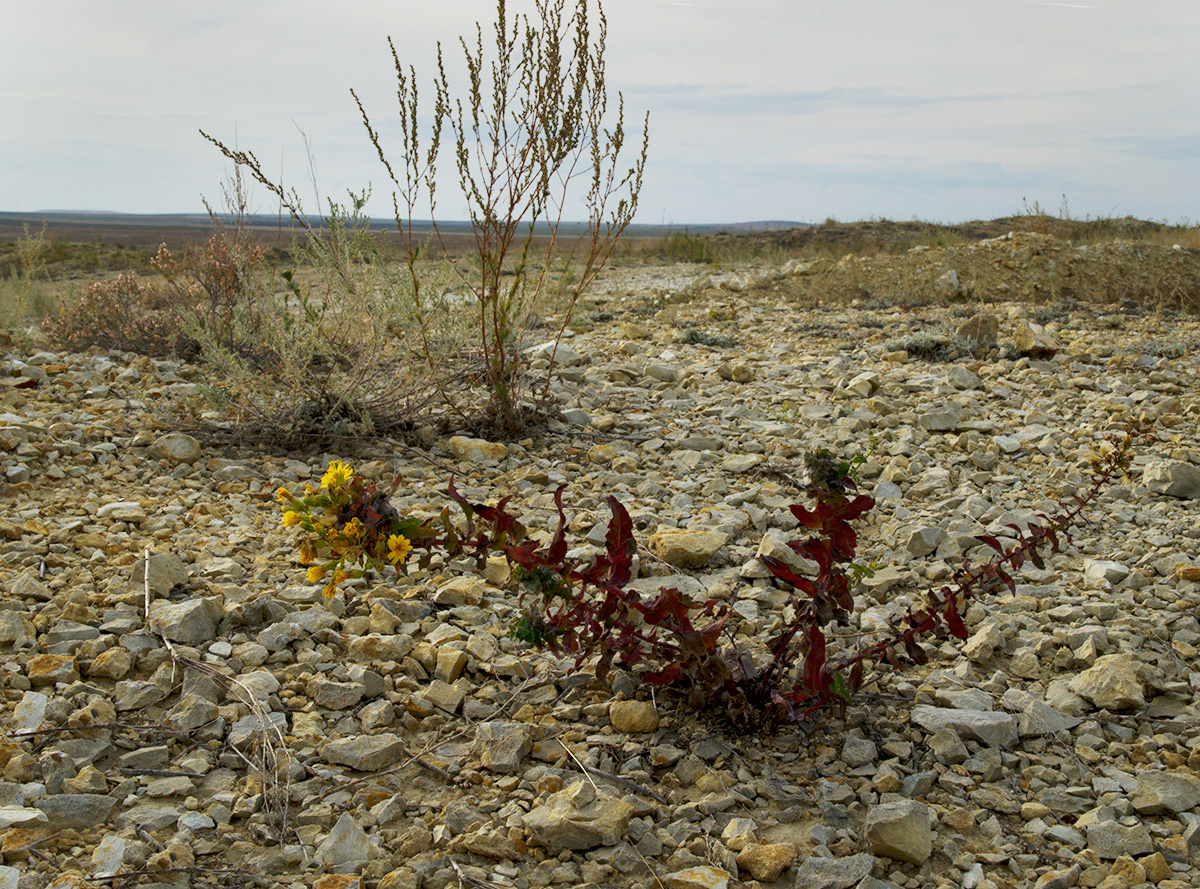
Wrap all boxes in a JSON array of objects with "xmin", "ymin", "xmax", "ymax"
[
  {"xmin": 322, "ymin": 734, "xmax": 407, "ymax": 772},
  {"xmin": 148, "ymin": 432, "xmax": 202, "ymax": 464},
  {"xmin": 1086, "ymin": 821, "xmax": 1154, "ymax": 859},
  {"xmin": 146, "ymin": 596, "xmax": 221, "ymax": 645},
  {"xmin": 448, "ymin": 436, "xmax": 509, "ymax": 465},
  {"xmin": 664, "ymin": 866, "xmax": 730, "ymax": 889},
  {"xmin": 955, "ymin": 312, "xmax": 1000, "ymax": 347},
  {"xmin": 648, "ymin": 529, "xmax": 725, "ymax": 569},
  {"xmin": 1013, "ymin": 319, "xmax": 1059, "ymax": 357},
  {"xmin": 1130, "ymin": 770, "xmax": 1200, "ymax": 815},
  {"xmin": 522, "ymin": 780, "xmax": 635, "ymax": 852},
  {"xmin": 792, "ymin": 853, "xmax": 876, "ymax": 889},
  {"xmin": 608, "ymin": 700, "xmax": 659, "ymax": 733},
  {"xmin": 863, "ymin": 799, "xmax": 932, "ymax": 864},
  {"xmin": 1143, "ymin": 460, "xmax": 1200, "ymax": 499},
  {"xmin": 735, "ymin": 842, "xmax": 797, "ymax": 882},
  {"xmin": 475, "ymin": 722, "xmax": 532, "ymax": 773},
  {"xmin": 1070, "ymin": 655, "xmax": 1145, "ymax": 710},
  {"xmin": 130, "ymin": 552, "xmax": 190, "ymax": 596},
  {"xmin": 910, "ymin": 705, "xmax": 1017, "ymax": 748},
  {"xmin": 317, "ymin": 812, "xmax": 372, "ymax": 874}
]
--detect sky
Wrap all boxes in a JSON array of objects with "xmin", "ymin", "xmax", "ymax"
[{"xmin": 1, "ymin": 0, "xmax": 1198, "ymax": 225}]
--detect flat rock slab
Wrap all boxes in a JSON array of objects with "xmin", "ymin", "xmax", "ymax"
[{"xmin": 910, "ymin": 705, "xmax": 1018, "ymax": 748}]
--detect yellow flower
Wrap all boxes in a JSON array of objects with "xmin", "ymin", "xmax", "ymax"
[
  {"xmin": 275, "ymin": 487, "xmax": 292, "ymax": 504},
  {"xmin": 282, "ymin": 510, "xmax": 302, "ymax": 528},
  {"xmin": 321, "ymin": 582, "xmax": 337, "ymax": 599},
  {"xmin": 321, "ymin": 460, "xmax": 353, "ymax": 489},
  {"xmin": 334, "ymin": 570, "xmax": 350, "ymax": 583},
  {"xmin": 298, "ymin": 541, "xmax": 316, "ymax": 565},
  {"xmin": 387, "ymin": 533, "xmax": 413, "ymax": 566},
  {"xmin": 306, "ymin": 565, "xmax": 327, "ymax": 583},
  {"xmin": 342, "ymin": 518, "xmax": 365, "ymax": 541}
]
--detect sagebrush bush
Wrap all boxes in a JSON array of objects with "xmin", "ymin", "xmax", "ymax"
[{"xmin": 43, "ymin": 272, "xmax": 186, "ymax": 357}]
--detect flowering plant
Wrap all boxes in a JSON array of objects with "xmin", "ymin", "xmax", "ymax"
[{"xmin": 276, "ymin": 460, "xmax": 434, "ymax": 598}]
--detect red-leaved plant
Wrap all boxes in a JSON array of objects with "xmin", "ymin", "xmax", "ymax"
[{"xmin": 444, "ymin": 423, "xmax": 1142, "ymax": 732}]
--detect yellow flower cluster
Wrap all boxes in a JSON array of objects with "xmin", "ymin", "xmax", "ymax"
[
  {"xmin": 276, "ymin": 459, "xmax": 423, "ymax": 602},
  {"xmin": 321, "ymin": 460, "xmax": 353, "ymax": 489}
]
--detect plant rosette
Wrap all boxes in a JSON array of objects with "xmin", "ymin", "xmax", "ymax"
[{"xmin": 276, "ymin": 460, "xmax": 430, "ymax": 599}]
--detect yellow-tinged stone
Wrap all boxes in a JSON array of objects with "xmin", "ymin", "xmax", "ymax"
[
  {"xmin": 648, "ymin": 529, "xmax": 725, "ymax": 569},
  {"xmin": 736, "ymin": 843, "xmax": 798, "ymax": 882},
  {"xmin": 1138, "ymin": 852, "xmax": 1171, "ymax": 884},
  {"xmin": 1109, "ymin": 856, "xmax": 1145, "ymax": 885},
  {"xmin": 1174, "ymin": 562, "xmax": 1200, "ymax": 582},
  {"xmin": 608, "ymin": 700, "xmax": 659, "ymax": 733},
  {"xmin": 313, "ymin": 877, "xmax": 362, "ymax": 889},
  {"xmin": 87, "ymin": 647, "xmax": 132, "ymax": 680},
  {"xmin": 27, "ymin": 654, "xmax": 78, "ymax": 686}
]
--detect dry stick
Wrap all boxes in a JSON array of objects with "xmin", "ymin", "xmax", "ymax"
[
  {"xmin": 96, "ymin": 866, "xmax": 252, "ymax": 884},
  {"xmin": 559, "ymin": 737, "xmax": 668, "ymax": 805},
  {"xmin": 449, "ymin": 859, "xmax": 507, "ymax": 889}
]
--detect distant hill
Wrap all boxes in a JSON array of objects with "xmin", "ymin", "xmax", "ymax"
[{"xmin": 0, "ymin": 210, "xmax": 811, "ymax": 246}]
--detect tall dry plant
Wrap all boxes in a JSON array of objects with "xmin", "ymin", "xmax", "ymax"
[{"xmin": 356, "ymin": 0, "xmax": 648, "ymax": 434}]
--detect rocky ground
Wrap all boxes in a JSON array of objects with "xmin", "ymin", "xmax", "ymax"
[{"xmin": 1, "ymin": 246, "xmax": 1199, "ymax": 889}]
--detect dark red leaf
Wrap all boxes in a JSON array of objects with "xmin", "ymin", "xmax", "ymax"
[
  {"xmin": 546, "ymin": 485, "xmax": 569, "ymax": 565},
  {"xmin": 977, "ymin": 535, "xmax": 1004, "ymax": 554},
  {"xmin": 945, "ymin": 601, "xmax": 968, "ymax": 639},
  {"xmin": 996, "ymin": 567, "xmax": 1016, "ymax": 594},
  {"xmin": 605, "ymin": 496, "xmax": 635, "ymax": 588},
  {"xmin": 760, "ymin": 556, "xmax": 817, "ymax": 595},
  {"xmin": 790, "ymin": 503, "xmax": 821, "ymax": 528},
  {"xmin": 802, "ymin": 625, "xmax": 827, "ymax": 694},
  {"xmin": 904, "ymin": 638, "xmax": 929, "ymax": 665}
]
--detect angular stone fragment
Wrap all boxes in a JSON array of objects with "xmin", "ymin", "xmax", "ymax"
[
  {"xmin": 317, "ymin": 812, "xmax": 372, "ymax": 874},
  {"xmin": 322, "ymin": 734, "xmax": 407, "ymax": 772},
  {"xmin": 130, "ymin": 552, "xmax": 189, "ymax": 596},
  {"xmin": 1082, "ymin": 559, "xmax": 1129, "ymax": 588},
  {"xmin": 792, "ymin": 853, "xmax": 876, "ymax": 889},
  {"xmin": 27, "ymin": 654, "xmax": 78, "ymax": 686},
  {"xmin": 522, "ymin": 780, "xmax": 635, "ymax": 852},
  {"xmin": 1086, "ymin": 821, "xmax": 1153, "ymax": 859},
  {"xmin": 87, "ymin": 646, "xmax": 132, "ymax": 680},
  {"xmin": 475, "ymin": 722, "xmax": 532, "ymax": 773},
  {"xmin": 35, "ymin": 794, "xmax": 118, "ymax": 830},
  {"xmin": 736, "ymin": 842, "xmax": 797, "ymax": 881},
  {"xmin": 449, "ymin": 436, "xmax": 509, "ymax": 465},
  {"xmin": 434, "ymin": 575, "xmax": 488, "ymax": 607},
  {"xmin": 911, "ymin": 705, "xmax": 1017, "ymax": 748},
  {"xmin": 1130, "ymin": 770, "xmax": 1200, "ymax": 815},
  {"xmin": 96, "ymin": 500, "xmax": 147, "ymax": 522},
  {"xmin": 648, "ymin": 529, "xmax": 725, "ymax": 569},
  {"xmin": 664, "ymin": 865, "xmax": 729, "ymax": 889},
  {"xmin": 1013, "ymin": 319, "xmax": 1058, "ymax": 357},
  {"xmin": 1069, "ymin": 654, "xmax": 1145, "ymax": 711},
  {"xmin": 917, "ymin": 405, "xmax": 962, "ymax": 432},
  {"xmin": 147, "ymin": 597, "xmax": 221, "ymax": 645},
  {"xmin": 1143, "ymin": 460, "xmax": 1200, "ymax": 499},
  {"xmin": 148, "ymin": 432, "xmax": 202, "ymax": 464},
  {"xmin": 348, "ymin": 634, "xmax": 414, "ymax": 662},
  {"xmin": 863, "ymin": 799, "xmax": 932, "ymax": 864},
  {"xmin": 0, "ymin": 612, "xmax": 35, "ymax": 649}
]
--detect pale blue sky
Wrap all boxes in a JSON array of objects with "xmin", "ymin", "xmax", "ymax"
[{"xmin": 1, "ymin": 0, "xmax": 1197, "ymax": 224}]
